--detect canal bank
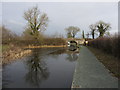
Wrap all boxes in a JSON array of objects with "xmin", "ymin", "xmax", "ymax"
[
  {"xmin": 2, "ymin": 49, "xmax": 32, "ymax": 65},
  {"xmin": 2, "ymin": 45, "xmax": 66, "ymax": 65},
  {"xmin": 72, "ymin": 46, "xmax": 118, "ymax": 88}
]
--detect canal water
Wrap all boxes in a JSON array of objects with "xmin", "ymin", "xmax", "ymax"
[{"xmin": 2, "ymin": 47, "xmax": 79, "ymax": 88}]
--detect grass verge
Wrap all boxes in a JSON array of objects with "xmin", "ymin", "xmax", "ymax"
[
  {"xmin": 2, "ymin": 45, "xmax": 10, "ymax": 52},
  {"xmin": 87, "ymin": 46, "xmax": 120, "ymax": 78}
]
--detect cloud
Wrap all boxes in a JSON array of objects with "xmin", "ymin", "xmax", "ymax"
[{"xmin": 8, "ymin": 20, "xmax": 24, "ymax": 26}]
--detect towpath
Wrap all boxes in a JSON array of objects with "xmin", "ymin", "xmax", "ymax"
[{"xmin": 72, "ymin": 46, "xmax": 118, "ymax": 88}]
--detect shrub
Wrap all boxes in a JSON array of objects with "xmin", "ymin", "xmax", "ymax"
[
  {"xmin": 88, "ymin": 35, "xmax": 120, "ymax": 59},
  {"xmin": 43, "ymin": 38, "xmax": 66, "ymax": 45}
]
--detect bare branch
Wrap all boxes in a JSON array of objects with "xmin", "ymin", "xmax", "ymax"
[
  {"xmin": 65, "ymin": 26, "xmax": 80, "ymax": 38},
  {"xmin": 23, "ymin": 6, "xmax": 49, "ymax": 40}
]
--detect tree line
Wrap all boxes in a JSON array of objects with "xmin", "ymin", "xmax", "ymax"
[{"xmin": 65, "ymin": 20, "xmax": 111, "ymax": 39}]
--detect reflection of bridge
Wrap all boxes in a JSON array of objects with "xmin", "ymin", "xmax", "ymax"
[{"xmin": 65, "ymin": 38, "xmax": 85, "ymax": 45}]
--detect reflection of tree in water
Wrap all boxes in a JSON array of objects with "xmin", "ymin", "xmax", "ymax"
[
  {"xmin": 25, "ymin": 50, "xmax": 49, "ymax": 87},
  {"xmin": 48, "ymin": 47, "xmax": 79, "ymax": 62},
  {"xmin": 49, "ymin": 49, "xmax": 66, "ymax": 55},
  {"xmin": 48, "ymin": 48, "xmax": 66, "ymax": 59},
  {"xmin": 66, "ymin": 46, "xmax": 80, "ymax": 61},
  {"xmin": 66, "ymin": 52, "xmax": 79, "ymax": 62}
]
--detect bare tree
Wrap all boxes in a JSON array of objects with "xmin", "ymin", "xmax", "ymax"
[
  {"xmin": 95, "ymin": 21, "xmax": 111, "ymax": 37},
  {"xmin": 66, "ymin": 32, "xmax": 72, "ymax": 38},
  {"xmin": 82, "ymin": 30, "xmax": 85, "ymax": 39},
  {"xmin": 86, "ymin": 32, "xmax": 90, "ymax": 39},
  {"xmin": 23, "ymin": 6, "xmax": 49, "ymax": 41},
  {"xmin": 89, "ymin": 24, "xmax": 96, "ymax": 39},
  {"xmin": 65, "ymin": 26, "xmax": 80, "ymax": 38},
  {"xmin": 2, "ymin": 26, "xmax": 19, "ymax": 44}
]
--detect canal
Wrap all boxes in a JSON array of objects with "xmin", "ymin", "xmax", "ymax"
[{"xmin": 2, "ymin": 47, "xmax": 79, "ymax": 88}]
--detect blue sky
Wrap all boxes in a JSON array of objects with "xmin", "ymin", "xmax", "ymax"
[{"xmin": 2, "ymin": 2, "xmax": 118, "ymax": 38}]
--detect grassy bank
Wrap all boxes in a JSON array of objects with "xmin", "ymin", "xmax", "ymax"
[
  {"xmin": 88, "ymin": 36, "xmax": 120, "ymax": 59},
  {"xmin": 87, "ymin": 46, "xmax": 119, "ymax": 78},
  {"xmin": 2, "ymin": 44, "xmax": 32, "ymax": 65},
  {"xmin": 0, "ymin": 45, "xmax": 1, "ymax": 52},
  {"xmin": 2, "ymin": 44, "xmax": 67, "ymax": 65},
  {"xmin": 25, "ymin": 45, "xmax": 66, "ymax": 48},
  {"xmin": 2, "ymin": 45, "xmax": 10, "ymax": 52}
]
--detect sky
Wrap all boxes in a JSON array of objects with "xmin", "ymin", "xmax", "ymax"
[
  {"xmin": 118, "ymin": 2, "xmax": 120, "ymax": 35},
  {"xmin": 1, "ymin": 2, "xmax": 118, "ymax": 38}
]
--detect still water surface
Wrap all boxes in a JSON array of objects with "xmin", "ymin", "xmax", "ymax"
[{"xmin": 3, "ymin": 47, "xmax": 79, "ymax": 88}]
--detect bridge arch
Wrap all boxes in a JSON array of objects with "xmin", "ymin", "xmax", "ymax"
[{"xmin": 66, "ymin": 38, "xmax": 85, "ymax": 46}]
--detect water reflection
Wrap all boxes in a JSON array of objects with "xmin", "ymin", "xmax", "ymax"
[
  {"xmin": 3, "ymin": 47, "xmax": 79, "ymax": 88},
  {"xmin": 68, "ymin": 45, "xmax": 78, "ymax": 51},
  {"xmin": 25, "ymin": 50, "xmax": 49, "ymax": 87},
  {"xmin": 66, "ymin": 53, "xmax": 78, "ymax": 62},
  {"xmin": 48, "ymin": 49, "xmax": 66, "ymax": 55},
  {"xmin": 66, "ymin": 46, "xmax": 80, "ymax": 62},
  {"xmin": 2, "ymin": 72, "xmax": 13, "ymax": 88},
  {"xmin": 48, "ymin": 47, "xmax": 80, "ymax": 62}
]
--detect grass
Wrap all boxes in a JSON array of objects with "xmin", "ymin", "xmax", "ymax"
[
  {"xmin": 1, "ymin": 45, "xmax": 10, "ymax": 52},
  {"xmin": 0, "ymin": 45, "xmax": 1, "ymax": 52},
  {"xmin": 25, "ymin": 45, "xmax": 66, "ymax": 48},
  {"xmin": 87, "ymin": 46, "xmax": 120, "ymax": 78}
]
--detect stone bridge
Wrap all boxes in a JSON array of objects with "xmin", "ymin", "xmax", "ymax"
[{"xmin": 65, "ymin": 38, "xmax": 85, "ymax": 45}]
